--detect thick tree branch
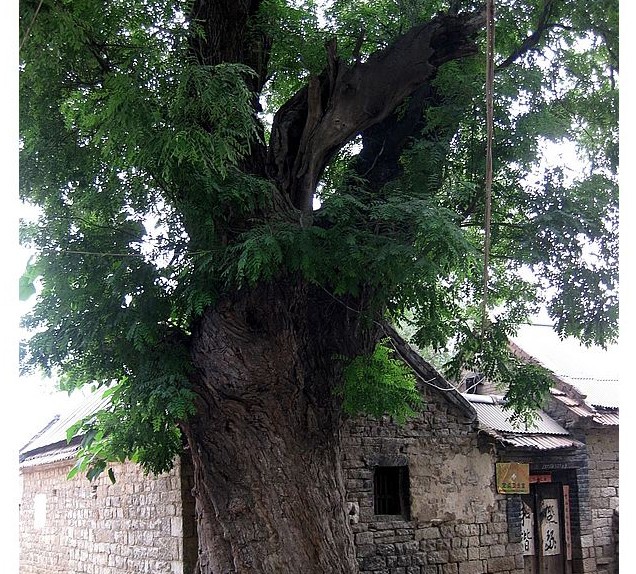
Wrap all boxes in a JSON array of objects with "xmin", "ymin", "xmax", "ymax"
[
  {"xmin": 267, "ymin": 9, "xmax": 486, "ymax": 213},
  {"xmin": 351, "ymin": 82, "xmax": 442, "ymax": 194},
  {"xmin": 188, "ymin": 0, "xmax": 271, "ymax": 93},
  {"xmin": 187, "ymin": 0, "xmax": 272, "ymax": 178},
  {"xmin": 496, "ymin": 0, "xmax": 558, "ymax": 70}
]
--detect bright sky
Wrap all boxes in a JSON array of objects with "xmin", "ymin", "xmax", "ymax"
[{"xmin": 512, "ymin": 320, "xmax": 621, "ymax": 380}]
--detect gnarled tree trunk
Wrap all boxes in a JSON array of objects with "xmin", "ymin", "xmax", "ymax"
[
  {"xmin": 179, "ymin": 4, "xmax": 485, "ymax": 572},
  {"xmin": 182, "ymin": 280, "xmax": 376, "ymax": 573}
]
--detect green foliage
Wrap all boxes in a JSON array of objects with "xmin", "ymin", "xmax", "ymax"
[
  {"xmin": 66, "ymin": 379, "xmax": 197, "ymax": 481},
  {"xmin": 19, "ymin": 0, "xmax": 618, "ymax": 474},
  {"xmin": 503, "ymin": 363, "xmax": 554, "ymax": 429},
  {"xmin": 259, "ymin": 0, "xmax": 327, "ymax": 111},
  {"xmin": 441, "ymin": 319, "xmax": 554, "ymax": 426},
  {"xmin": 338, "ymin": 341, "xmax": 422, "ymax": 424}
]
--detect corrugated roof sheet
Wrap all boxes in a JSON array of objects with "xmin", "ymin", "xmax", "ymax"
[
  {"xmin": 559, "ymin": 376, "xmax": 619, "ymax": 409},
  {"xmin": 550, "ymin": 391, "xmax": 595, "ymax": 419},
  {"xmin": 593, "ymin": 411, "xmax": 619, "ymax": 426},
  {"xmin": 498, "ymin": 435, "xmax": 584, "ymax": 451},
  {"xmin": 20, "ymin": 392, "xmax": 110, "ymax": 459},
  {"xmin": 549, "ymin": 387, "xmax": 618, "ymax": 426},
  {"xmin": 20, "ymin": 444, "xmax": 80, "ymax": 468},
  {"xmin": 464, "ymin": 394, "xmax": 569, "ymax": 435}
]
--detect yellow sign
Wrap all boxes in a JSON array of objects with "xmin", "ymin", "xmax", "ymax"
[{"xmin": 496, "ymin": 462, "xmax": 530, "ymax": 494}]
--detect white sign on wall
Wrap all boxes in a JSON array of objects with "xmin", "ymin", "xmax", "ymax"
[
  {"xmin": 540, "ymin": 498, "xmax": 560, "ymax": 556},
  {"xmin": 33, "ymin": 493, "xmax": 47, "ymax": 529},
  {"xmin": 521, "ymin": 501, "xmax": 535, "ymax": 555}
]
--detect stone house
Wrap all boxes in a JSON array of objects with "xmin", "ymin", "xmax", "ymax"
[
  {"xmin": 19, "ymin": 334, "xmax": 618, "ymax": 574},
  {"xmin": 19, "ymin": 392, "xmax": 199, "ymax": 574},
  {"xmin": 509, "ymin": 338, "xmax": 619, "ymax": 574}
]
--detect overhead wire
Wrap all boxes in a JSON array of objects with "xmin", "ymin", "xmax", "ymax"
[
  {"xmin": 481, "ymin": 0, "xmax": 496, "ymax": 343},
  {"xmin": 20, "ymin": 0, "xmax": 45, "ymax": 52}
]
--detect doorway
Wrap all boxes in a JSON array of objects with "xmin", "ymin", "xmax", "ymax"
[{"xmin": 521, "ymin": 478, "xmax": 571, "ymax": 574}]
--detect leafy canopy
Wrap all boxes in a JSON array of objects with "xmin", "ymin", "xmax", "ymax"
[{"xmin": 19, "ymin": 0, "xmax": 618, "ymax": 474}]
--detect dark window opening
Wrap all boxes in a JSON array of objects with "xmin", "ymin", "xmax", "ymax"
[
  {"xmin": 374, "ymin": 466, "xmax": 410, "ymax": 517},
  {"xmin": 465, "ymin": 372, "xmax": 484, "ymax": 394}
]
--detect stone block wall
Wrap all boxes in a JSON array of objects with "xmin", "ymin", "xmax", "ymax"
[
  {"xmin": 585, "ymin": 426, "xmax": 619, "ymax": 574},
  {"xmin": 342, "ymin": 385, "xmax": 524, "ymax": 574},
  {"xmin": 21, "ymin": 394, "xmax": 614, "ymax": 574},
  {"xmin": 19, "ymin": 456, "xmax": 192, "ymax": 574}
]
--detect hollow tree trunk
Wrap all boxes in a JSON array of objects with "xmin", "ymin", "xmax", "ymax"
[{"xmin": 182, "ymin": 279, "xmax": 375, "ymax": 573}]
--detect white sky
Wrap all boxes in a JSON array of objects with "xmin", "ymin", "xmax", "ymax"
[{"xmin": 512, "ymin": 320, "xmax": 621, "ymax": 380}]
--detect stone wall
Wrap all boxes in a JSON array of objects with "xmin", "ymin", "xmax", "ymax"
[
  {"xmin": 585, "ymin": 426, "xmax": 619, "ymax": 574},
  {"xmin": 21, "ymin": 393, "xmax": 616, "ymax": 574},
  {"xmin": 19, "ymin": 455, "xmax": 194, "ymax": 574},
  {"xmin": 342, "ymin": 385, "xmax": 524, "ymax": 574}
]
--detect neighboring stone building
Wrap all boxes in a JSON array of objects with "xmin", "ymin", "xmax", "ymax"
[
  {"xmin": 19, "ymin": 393, "xmax": 198, "ymax": 574},
  {"xmin": 509, "ymin": 328, "xmax": 619, "ymax": 574},
  {"xmin": 341, "ymin": 356, "xmax": 524, "ymax": 574},
  {"xmin": 539, "ymin": 381, "xmax": 618, "ymax": 574},
  {"xmin": 463, "ymin": 392, "xmax": 592, "ymax": 574},
  {"xmin": 19, "ymin": 332, "xmax": 618, "ymax": 574}
]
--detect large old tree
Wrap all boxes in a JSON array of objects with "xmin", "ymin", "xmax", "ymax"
[{"xmin": 19, "ymin": 0, "xmax": 617, "ymax": 572}]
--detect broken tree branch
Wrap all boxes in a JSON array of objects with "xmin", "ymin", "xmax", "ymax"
[
  {"xmin": 267, "ymin": 9, "xmax": 486, "ymax": 213},
  {"xmin": 496, "ymin": 0, "xmax": 556, "ymax": 70}
]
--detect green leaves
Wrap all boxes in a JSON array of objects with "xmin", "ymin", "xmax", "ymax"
[
  {"xmin": 338, "ymin": 340, "xmax": 422, "ymax": 424},
  {"xmin": 442, "ymin": 320, "xmax": 553, "ymax": 424},
  {"xmin": 19, "ymin": 0, "xmax": 618, "ymax": 470},
  {"xmin": 65, "ymin": 379, "xmax": 197, "ymax": 482}
]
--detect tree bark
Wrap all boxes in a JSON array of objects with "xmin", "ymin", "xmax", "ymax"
[
  {"xmin": 178, "ymin": 6, "xmax": 486, "ymax": 573},
  {"xmin": 267, "ymin": 10, "xmax": 485, "ymax": 212},
  {"xmin": 182, "ymin": 279, "xmax": 376, "ymax": 573}
]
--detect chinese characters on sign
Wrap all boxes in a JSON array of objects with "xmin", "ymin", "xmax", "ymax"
[
  {"xmin": 521, "ymin": 501, "xmax": 535, "ymax": 556},
  {"xmin": 540, "ymin": 498, "xmax": 561, "ymax": 556},
  {"xmin": 495, "ymin": 462, "xmax": 530, "ymax": 494}
]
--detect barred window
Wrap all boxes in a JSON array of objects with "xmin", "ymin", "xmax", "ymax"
[{"xmin": 373, "ymin": 466, "xmax": 409, "ymax": 518}]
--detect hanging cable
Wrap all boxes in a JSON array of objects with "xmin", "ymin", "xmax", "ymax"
[
  {"xmin": 20, "ymin": 0, "xmax": 45, "ymax": 52},
  {"xmin": 481, "ymin": 0, "xmax": 496, "ymax": 342}
]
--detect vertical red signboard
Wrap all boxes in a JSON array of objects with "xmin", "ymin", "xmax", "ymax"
[{"xmin": 563, "ymin": 485, "xmax": 572, "ymax": 561}]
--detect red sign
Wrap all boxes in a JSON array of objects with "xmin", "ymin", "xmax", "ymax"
[{"xmin": 529, "ymin": 473, "xmax": 552, "ymax": 484}]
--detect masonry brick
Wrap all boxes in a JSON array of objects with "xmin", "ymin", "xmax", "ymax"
[
  {"xmin": 342, "ymin": 382, "xmax": 524, "ymax": 574},
  {"xmin": 19, "ymin": 457, "xmax": 194, "ymax": 574}
]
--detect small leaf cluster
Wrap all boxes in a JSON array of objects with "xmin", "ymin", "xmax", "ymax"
[
  {"xmin": 337, "ymin": 340, "xmax": 423, "ymax": 424},
  {"xmin": 443, "ymin": 320, "xmax": 553, "ymax": 423},
  {"xmin": 66, "ymin": 377, "xmax": 197, "ymax": 482}
]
